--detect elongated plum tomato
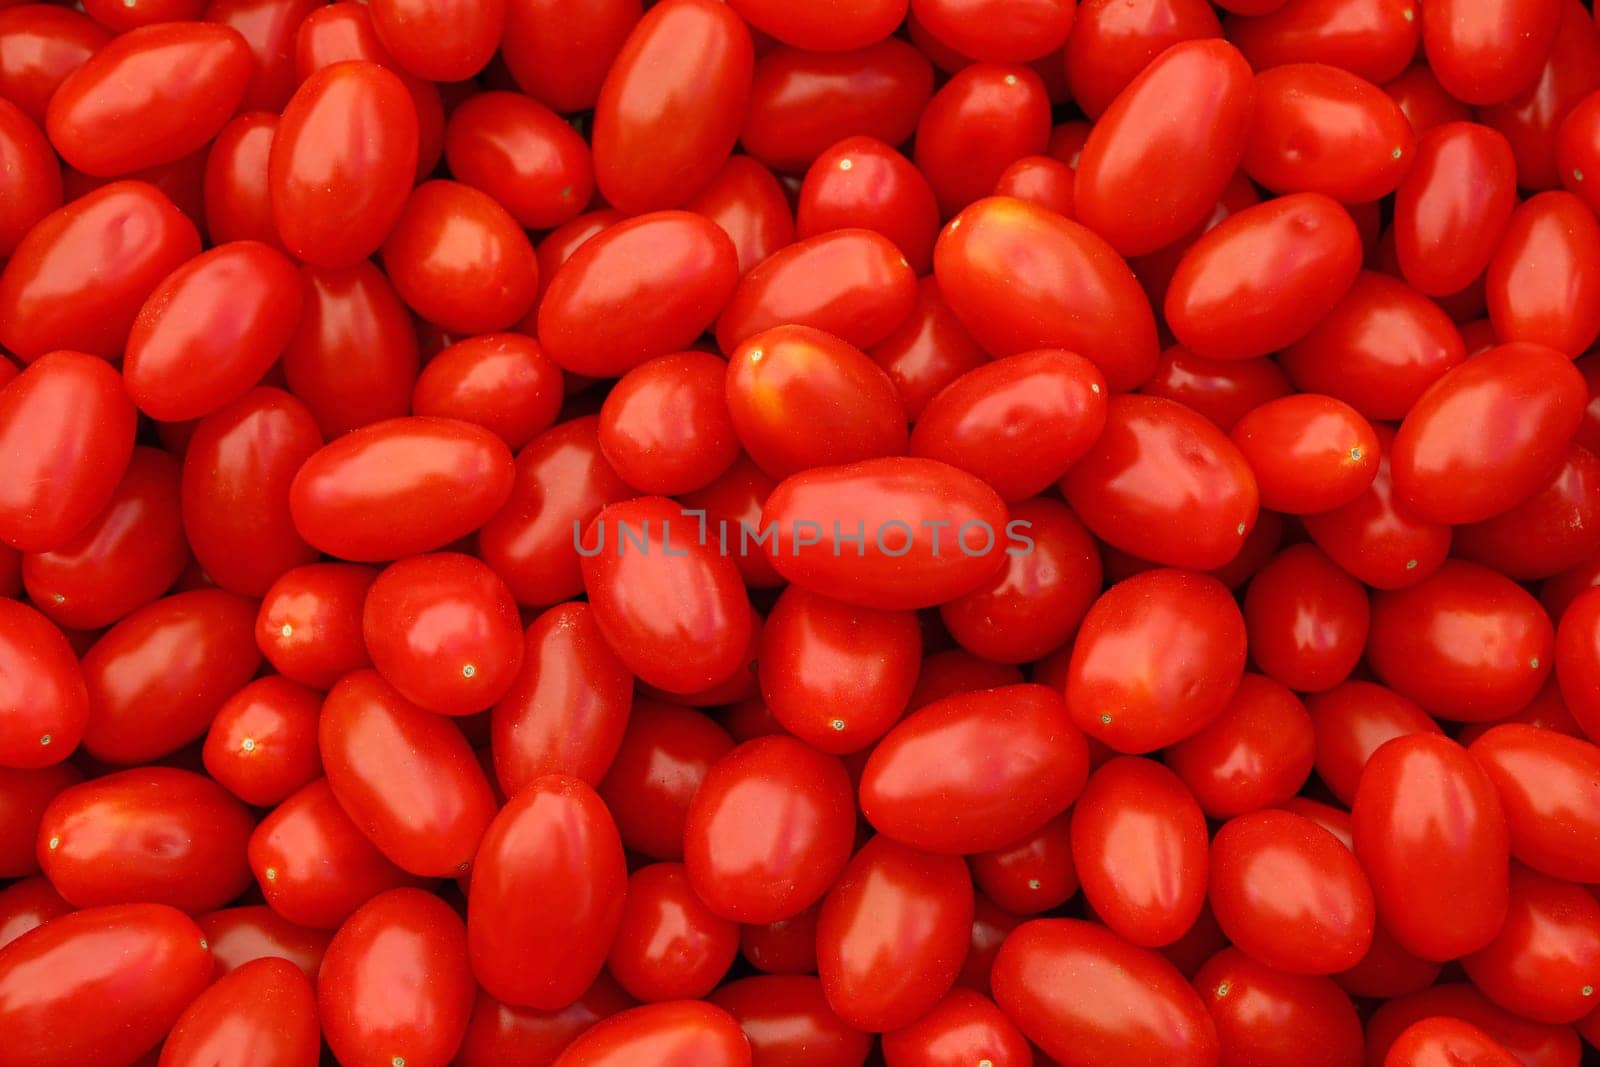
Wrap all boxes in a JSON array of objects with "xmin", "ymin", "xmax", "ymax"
[
  {"xmin": 1468, "ymin": 724, "xmax": 1600, "ymax": 883},
  {"xmin": 1352, "ymin": 734, "xmax": 1509, "ymax": 962},
  {"xmin": 1067, "ymin": 569, "xmax": 1247, "ymax": 753},
  {"xmin": 0, "ymin": 599, "xmax": 87, "ymax": 770},
  {"xmin": 591, "ymin": 0, "xmax": 753, "ymax": 213},
  {"xmin": 580, "ymin": 496, "xmax": 752, "ymax": 695},
  {"xmin": 0, "ymin": 903, "xmax": 213, "ymax": 1067},
  {"xmin": 1390, "ymin": 342, "xmax": 1586, "ymax": 525},
  {"xmin": 551, "ymin": 1001, "xmax": 752, "ymax": 1067},
  {"xmin": 1166, "ymin": 192, "xmax": 1363, "ymax": 360},
  {"xmin": 1393, "ymin": 122, "xmax": 1518, "ymax": 298},
  {"xmin": 1486, "ymin": 191, "xmax": 1600, "ymax": 359},
  {"xmin": 933, "ymin": 196, "xmax": 1159, "ymax": 392},
  {"xmin": 1421, "ymin": 0, "xmax": 1561, "ymax": 106},
  {"xmin": 759, "ymin": 457, "xmax": 1009, "ymax": 611},
  {"xmin": 0, "ymin": 99, "xmax": 60, "ymax": 259},
  {"xmin": 269, "ymin": 60, "xmax": 419, "ymax": 268},
  {"xmin": 1062, "ymin": 395, "xmax": 1259, "ymax": 571},
  {"xmin": 469, "ymin": 775, "xmax": 627, "ymax": 1011},
  {"xmin": 158, "ymin": 956, "xmax": 320, "ymax": 1067},
  {"xmin": 367, "ymin": 0, "xmax": 504, "ymax": 82},
  {"xmin": 289, "ymin": 416, "xmax": 514, "ymax": 562},
  {"xmin": 1229, "ymin": 393, "xmax": 1379, "ymax": 515},
  {"xmin": 1075, "ymin": 39, "xmax": 1254, "ymax": 256},
  {"xmin": 859, "ymin": 685, "xmax": 1089, "ymax": 854},
  {"xmin": 537, "ymin": 211, "xmax": 740, "ymax": 378},
  {"xmin": 44, "ymin": 22, "xmax": 250, "ymax": 177},
  {"xmin": 992, "ymin": 919, "xmax": 1220, "ymax": 1067}
]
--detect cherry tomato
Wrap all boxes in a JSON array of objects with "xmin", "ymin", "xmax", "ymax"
[
  {"xmin": 454, "ymin": 975, "xmax": 634, "ymax": 1067},
  {"xmin": 197, "ymin": 906, "xmax": 330, "ymax": 983},
  {"xmin": 0, "ymin": 7, "xmax": 109, "ymax": 127},
  {"xmin": 1069, "ymin": 757, "xmax": 1209, "ymax": 947},
  {"xmin": 1461, "ymin": 863, "xmax": 1600, "ymax": 1024},
  {"xmin": 683, "ymin": 735, "xmax": 856, "ymax": 924},
  {"xmin": 202, "ymin": 113, "xmax": 281, "ymax": 250},
  {"xmin": 412, "ymin": 334, "xmax": 562, "ymax": 454},
  {"xmin": 1421, "ymin": 0, "xmax": 1561, "ymax": 106},
  {"xmin": 537, "ymin": 211, "xmax": 739, "ymax": 378},
  {"xmin": 319, "ymin": 670, "xmax": 497, "ymax": 877},
  {"xmin": 915, "ymin": 64, "xmax": 1051, "ymax": 217},
  {"xmin": 608, "ymin": 862, "xmax": 738, "ymax": 1003},
  {"xmin": 270, "ymin": 61, "xmax": 418, "ymax": 269},
  {"xmin": 157, "ymin": 956, "xmax": 319, "ymax": 1067},
  {"xmin": 0, "ymin": 903, "xmax": 213, "ymax": 1067},
  {"xmin": 992, "ymin": 919, "xmax": 1219, "ymax": 1066},
  {"xmin": 1384, "ymin": 1017, "xmax": 1521, "ymax": 1067},
  {"xmin": 1469, "ymin": 724, "xmax": 1600, "ymax": 883},
  {"xmin": 1556, "ymin": 587, "xmax": 1600, "ymax": 740},
  {"xmin": 1193, "ymin": 947, "xmax": 1364, "ymax": 1067},
  {"xmin": 45, "ymin": 22, "xmax": 250, "ymax": 178},
  {"xmin": 1138, "ymin": 345, "xmax": 1292, "ymax": 433},
  {"xmin": 0, "ymin": 763, "xmax": 81, "ymax": 878},
  {"xmin": 592, "ymin": 0, "xmax": 753, "ymax": 213},
  {"xmin": 1243, "ymin": 544, "xmax": 1371, "ymax": 693},
  {"xmin": 797, "ymin": 137, "xmax": 938, "ymax": 274},
  {"xmin": 550, "ymin": 1000, "xmax": 752, "ymax": 1067},
  {"xmin": 501, "ymin": 0, "xmax": 640, "ymax": 114},
  {"xmin": 1455, "ymin": 444, "xmax": 1600, "ymax": 581},
  {"xmin": 202, "ymin": 677, "xmax": 322, "ymax": 808},
  {"xmin": 0, "ymin": 600, "xmax": 87, "ymax": 769},
  {"xmin": 711, "ymin": 974, "xmax": 870, "ymax": 1066},
  {"xmin": 1307, "ymin": 681, "xmax": 1441, "ymax": 807},
  {"xmin": 1486, "ymin": 191, "xmax": 1600, "ymax": 358},
  {"xmin": 366, "ymin": 0, "xmax": 502, "ymax": 82},
  {"xmin": 1351, "ymin": 734, "xmax": 1510, "ymax": 962},
  {"xmin": 1065, "ymin": 0, "xmax": 1221, "ymax": 119},
  {"xmin": 317, "ymin": 888, "xmax": 475, "ymax": 1067},
  {"xmin": 1558, "ymin": 90, "xmax": 1600, "ymax": 216},
  {"xmin": 1231, "ymin": 395, "xmax": 1378, "ymax": 515},
  {"xmin": 1365, "ymin": 982, "xmax": 1581, "ymax": 1067},
  {"xmin": 255, "ymin": 563, "xmax": 375, "ymax": 689},
  {"xmin": 248, "ymin": 778, "xmax": 422, "ymax": 930},
  {"xmin": 443, "ymin": 92, "xmax": 591, "ymax": 234},
  {"xmin": 0, "ymin": 877, "xmax": 71, "ymax": 951},
  {"xmin": 1164, "ymin": 673, "xmax": 1315, "ymax": 819},
  {"xmin": 686, "ymin": 155, "xmax": 796, "ymax": 276},
  {"xmin": 1391, "ymin": 122, "xmax": 1518, "ymax": 298},
  {"xmin": 0, "ymin": 98, "xmax": 60, "ymax": 259}
]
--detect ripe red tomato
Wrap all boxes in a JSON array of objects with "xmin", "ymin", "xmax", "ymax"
[
  {"xmin": 797, "ymin": 137, "xmax": 938, "ymax": 274},
  {"xmin": 1461, "ymin": 863, "xmax": 1600, "ymax": 1024},
  {"xmin": 1306, "ymin": 681, "xmax": 1441, "ymax": 807},
  {"xmin": 1365, "ymin": 982, "xmax": 1581, "ymax": 1067},
  {"xmin": 453, "ymin": 976, "xmax": 633, "ymax": 1067},
  {"xmin": 1069, "ymin": 757, "xmax": 1209, "ymax": 947},
  {"xmin": 255, "ymin": 563, "xmax": 375, "ymax": 688},
  {"xmin": 157, "ymin": 956, "xmax": 320, "ymax": 1067},
  {"xmin": 597, "ymin": 352, "xmax": 737, "ymax": 495},
  {"xmin": 1487, "ymin": 191, "xmax": 1600, "ymax": 358},
  {"xmin": 728, "ymin": 0, "xmax": 905, "ymax": 51},
  {"xmin": 0, "ymin": 764, "xmax": 80, "ymax": 878},
  {"xmin": 1193, "ymin": 947, "xmax": 1364, "ymax": 1067},
  {"xmin": 0, "ymin": 7, "xmax": 110, "ymax": 127},
  {"xmin": 607, "ymin": 862, "xmax": 738, "ymax": 1003},
  {"xmin": 318, "ymin": 888, "xmax": 475, "ymax": 1067},
  {"xmin": 914, "ymin": 64, "xmax": 1052, "ymax": 217},
  {"xmin": 1065, "ymin": 0, "xmax": 1220, "ymax": 119},
  {"xmin": 1384, "ymin": 1017, "xmax": 1521, "ymax": 1067},
  {"xmin": 366, "ymin": 0, "xmax": 502, "ymax": 82},
  {"xmin": 0, "ymin": 99, "xmax": 60, "ymax": 258},
  {"xmin": 1139, "ymin": 345, "xmax": 1291, "ymax": 433},
  {"xmin": 0, "ymin": 877, "xmax": 71, "ymax": 951},
  {"xmin": 1231, "ymin": 394, "xmax": 1379, "ymax": 514},
  {"xmin": 1352, "ymin": 734, "xmax": 1510, "ymax": 962},
  {"xmin": 993, "ymin": 919, "xmax": 1220, "ymax": 1066},
  {"xmin": 412, "ymin": 333, "xmax": 563, "ymax": 453},
  {"xmin": 711, "ymin": 974, "xmax": 869, "ymax": 1066},
  {"xmin": 550, "ymin": 1000, "xmax": 752, "ymax": 1067},
  {"xmin": 198, "ymin": 677, "xmax": 319, "ymax": 812},
  {"xmin": 1075, "ymin": 40, "xmax": 1253, "ymax": 256},
  {"xmin": 1421, "ymin": 0, "xmax": 1561, "ymax": 106},
  {"xmin": 1469, "ymin": 724, "xmax": 1600, "ymax": 884},
  {"xmin": 0, "ymin": 903, "xmax": 214, "ymax": 1067},
  {"xmin": 1557, "ymin": 587, "xmax": 1600, "ymax": 739},
  {"xmin": 1243, "ymin": 544, "xmax": 1371, "ymax": 693},
  {"xmin": 683, "ymin": 736, "xmax": 856, "ymax": 924},
  {"xmin": 501, "ymin": 0, "xmax": 639, "ymax": 113},
  {"xmin": 469, "ymin": 775, "xmax": 626, "ymax": 1011},
  {"xmin": 1454, "ymin": 444, "xmax": 1600, "ymax": 581},
  {"xmin": 0, "ymin": 599, "xmax": 87, "ymax": 769},
  {"xmin": 1164, "ymin": 673, "xmax": 1315, "ymax": 819},
  {"xmin": 686, "ymin": 155, "xmax": 795, "ymax": 276}
]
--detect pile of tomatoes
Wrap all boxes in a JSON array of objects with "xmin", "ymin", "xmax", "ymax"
[{"xmin": 4, "ymin": 0, "xmax": 1600, "ymax": 1064}]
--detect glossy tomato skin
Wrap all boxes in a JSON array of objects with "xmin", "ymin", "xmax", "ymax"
[
  {"xmin": 683, "ymin": 736, "xmax": 856, "ymax": 924},
  {"xmin": 915, "ymin": 63, "xmax": 1051, "ymax": 218},
  {"xmin": 1069, "ymin": 757, "xmax": 1209, "ymax": 947},
  {"xmin": 1459, "ymin": 863, "xmax": 1600, "ymax": 1025},
  {"xmin": 1455, "ymin": 444, "xmax": 1600, "ymax": 581},
  {"xmin": 879, "ymin": 987, "xmax": 1031, "ymax": 1066},
  {"xmin": 248, "ymin": 778, "xmax": 422, "ymax": 930},
  {"xmin": 444, "ymin": 91, "xmax": 592, "ymax": 232},
  {"xmin": 0, "ymin": 904, "xmax": 213, "ymax": 1067},
  {"xmin": 1139, "ymin": 346, "xmax": 1291, "ymax": 433},
  {"xmin": 1192, "ymin": 947, "xmax": 1365, "ymax": 1067},
  {"xmin": 1164, "ymin": 673, "xmax": 1315, "ymax": 819},
  {"xmin": 45, "ymin": 22, "xmax": 250, "ymax": 177},
  {"xmin": 871, "ymin": 281, "xmax": 985, "ymax": 422},
  {"xmin": 0, "ymin": 600, "xmax": 87, "ymax": 769},
  {"xmin": 80, "ymin": 589, "xmax": 261, "ymax": 764},
  {"xmin": 550, "ymin": 1000, "xmax": 752, "ymax": 1067},
  {"xmin": 1208, "ymin": 809, "xmax": 1375, "ymax": 975},
  {"xmin": 1352, "ymin": 734, "xmax": 1510, "ymax": 962},
  {"xmin": 710, "ymin": 974, "xmax": 869, "ymax": 1066},
  {"xmin": 1478, "ymin": 0, "xmax": 1600, "ymax": 193},
  {"xmin": 1075, "ymin": 40, "xmax": 1254, "ymax": 257},
  {"xmin": 501, "ymin": 0, "xmax": 639, "ymax": 113},
  {"xmin": 256, "ymin": 563, "xmax": 376, "ymax": 688},
  {"xmin": 204, "ymin": 118, "xmax": 285, "ymax": 246},
  {"xmin": 592, "ymin": 0, "xmax": 752, "ymax": 213},
  {"xmin": 1067, "ymin": 569, "xmax": 1247, "ymax": 753},
  {"xmin": 20, "ymin": 447, "xmax": 185, "ymax": 630},
  {"xmin": 935, "ymin": 197, "xmax": 1158, "ymax": 392},
  {"xmin": 0, "ymin": 764, "xmax": 81, "ymax": 878},
  {"xmin": 197, "ymin": 906, "xmax": 330, "ymax": 982},
  {"xmin": 319, "ymin": 670, "xmax": 497, "ymax": 877},
  {"xmin": 1364, "ymin": 982, "xmax": 1581, "ymax": 1066},
  {"xmin": 797, "ymin": 137, "xmax": 937, "ymax": 274},
  {"xmin": 598, "ymin": 352, "xmax": 737, "ymax": 495},
  {"xmin": 1384, "ymin": 1017, "xmax": 1521, "ymax": 1067},
  {"xmin": 717, "ymin": 229, "xmax": 918, "ymax": 354},
  {"xmin": 580, "ymin": 496, "xmax": 751, "ymax": 695},
  {"xmin": 607, "ymin": 862, "xmax": 738, "ymax": 1003},
  {"xmin": 201, "ymin": 677, "xmax": 322, "ymax": 808},
  {"xmin": 0, "ymin": 98, "xmax": 60, "ymax": 258},
  {"xmin": 1063, "ymin": 395, "xmax": 1257, "ymax": 570},
  {"xmin": 860, "ymin": 685, "xmax": 1088, "ymax": 854},
  {"xmin": 289, "ymin": 416, "xmax": 514, "ymax": 562},
  {"xmin": 1306, "ymin": 681, "xmax": 1442, "ymax": 807},
  {"xmin": 0, "ymin": 7, "xmax": 109, "ymax": 127},
  {"xmin": 469, "ymin": 775, "xmax": 626, "ymax": 1011},
  {"xmin": 686, "ymin": 155, "xmax": 795, "ymax": 276},
  {"xmin": 1468, "ymin": 725, "xmax": 1600, "ymax": 883},
  {"xmin": 598, "ymin": 701, "xmax": 733, "ymax": 862},
  {"xmin": 969, "ymin": 811, "xmax": 1077, "ymax": 916},
  {"xmin": 1244, "ymin": 544, "xmax": 1371, "ymax": 693},
  {"xmin": 537, "ymin": 211, "xmax": 739, "ymax": 378},
  {"xmin": 761, "ymin": 457, "xmax": 1011, "ymax": 611},
  {"xmin": 1230, "ymin": 395, "xmax": 1378, "ymax": 515},
  {"xmin": 453, "ymin": 975, "xmax": 633, "ymax": 1067},
  {"xmin": 1166, "ymin": 192, "xmax": 1362, "ymax": 360},
  {"xmin": 318, "ymin": 888, "xmax": 475, "ymax": 1067},
  {"xmin": 815, "ymin": 836, "xmax": 974, "ymax": 1033},
  {"xmin": 1391, "ymin": 342, "xmax": 1585, "ymax": 525},
  {"xmin": 367, "ymin": 0, "xmax": 503, "ymax": 82},
  {"xmin": 270, "ymin": 61, "xmax": 418, "ymax": 269},
  {"xmin": 992, "ymin": 919, "xmax": 1220, "ymax": 1066},
  {"xmin": 1226, "ymin": 0, "xmax": 1418, "ymax": 83},
  {"xmin": 1393, "ymin": 122, "xmax": 1518, "ymax": 298},
  {"xmin": 1422, "ymin": 0, "xmax": 1561, "ymax": 106},
  {"xmin": 1064, "ymin": 0, "xmax": 1221, "ymax": 119},
  {"xmin": 158, "ymin": 957, "xmax": 318, "ymax": 1066},
  {"xmin": 1487, "ymin": 191, "xmax": 1600, "ymax": 358},
  {"xmin": 0, "ymin": 877, "xmax": 71, "ymax": 951},
  {"xmin": 413, "ymin": 334, "xmax": 562, "ymax": 454}
]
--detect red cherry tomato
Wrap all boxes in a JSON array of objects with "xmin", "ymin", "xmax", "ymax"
[
  {"xmin": 0, "ymin": 877, "xmax": 72, "ymax": 951},
  {"xmin": 728, "ymin": 0, "xmax": 905, "ymax": 51},
  {"xmin": 201, "ymin": 677, "xmax": 322, "ymax": 808},
  {"xmin": 597, "ymin": 700, "xmax": 733, "ymax": 861},
  {"xmin": 366, "ymin": 0, "xmax": 502, "ymax": 82},
  {"xmin": 196, "ymin": 906, "xmax": 330, "ymax": 983},
  {"xmin": 1306, "ymin": 681, "xmax": 1441, "ymax": 807},
  {"xmin": 550, "ymin": 1000, "xmax": 752, "ymax": 1067},
  {"xmin": 0, "ymin": 7, "xmax": 109, "ymax": 127},
  {"xmin": 1461, "ymin": 863, "xmax": 1600, "ymax": 1024},
  {"xmin": 0, "ymin": 600, "xmax": 86, "ymax": 770},
  {"xmin": 1352, "ymin": 734, "xmax": 1510, "ymax": 962},
  {"xmin": 0, "ymin": 904, "xmax": 213, "ymax": 1067},
  {"xmin": 914, "ymin": 63, "xmax": 1051, "ymax": 217},
  {"xmin": 1469, "ymin": 724, "xmax": 1600, "ymax": 884},
  {"xmin": 686, "ymin": 155, "xmax": 796, "ymax": 276},
  {"xmin": 1455, "ymin": 444, "xmax": 1600, "ymax": 581},
  {"xmin": 158, "ymin": 956, "xmax": 319, "ymax": 1066},
  {"xmin": 0, "ymin": 99, "xmax": 60, "ymax": 258},
  {"xmin": 1164, "ymin": 673, "xmax": 1315, "ymax": 819},
  {"xmin": 1487, "ymin": 190, "xmax": 1600, "ymax": 358},
  {"xmin": 1069, "ymin": 757, "xmax": 1209, "ymax": 947},
  {"xmin": 1243, "ymin": 544, "xmax": 1371, "ymax": 693},
  {"xmin": 412, "ymin": 333, "xmax": 562, "ymax": 453},
  {"xmin": 317, "ymin": 888, "xmax": 475, "ymax": 1067},
  {"xmin": 501, "ymin": 0, "xmax": 640, "ymax": 114},
  {"xmin": 255, "ymin": 563, "xmax": 375, "ymax": 689},
  {"xmin": 797, "ymin": 137, "xmax": 938, "ymax": 274},
  {"xmin": 711, "ymin": 974, "xmax": 869, "ymax": 1066},
  {"xmin": 1421, "ymin": 0, "xmax": 1561, "ymax": 106},
  {"xmin": 453, "ymin": 975, "xmax": 634, "ymax": 1067},
  {"xmin": 1230, "ymin": 394, "xmax": 1378, "ymax": 515},
  {"xmin": 1384, "ymin": 1016, "xmax": 1521, "ymax": 1067},
  {"xmin": 0, "ymin": 764, "xmax": 81, "ymax": 878},
  {"xmin": 1192, "ymin": 947, "xmax": 1364, "ymax": 1067},
  {"xmin": 607, "ymin": 862, "xmax": 738, "ymax": 1003},
  {"xmin": 1365, "ymin": 983, "xmax": 1581, "ymax": 1067},
  {"xmin": 202, "ymin": 112, "xmax": 281, "ymax": 248}
]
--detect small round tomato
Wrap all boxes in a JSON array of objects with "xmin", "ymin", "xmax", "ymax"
[
  {"xmin": 1421, "ymin": 0, "xmax": 1561, "ymax": 106},
  {"xmin": 910, "ymin": 0, "xmax": 1072, "ymax": 61},
  {"xmin": 1066, "ymin": 569, "xmax": 1247, "ymax": 753},
  {"xmin": 1164, "ymin": 673, "xmax": 1315, "ymax": 819},
  {"xmin": 1226, "ymin": 0, "xmax": 1418, "ymax": 82},
  {"xmin": 318, "ymin": 888, "xmax": 475, "ymax": 1067},
  {"xmin": 202, "ymin": 676, "xmax": 323, "ymax": 808},
  {"xmin": 256, "ymin": 563, "xmax": 376, "ymax": 689},
  {"xmin": 1462, "ymin": 864, "xmax": 1600, "ymax": 1024},
  {"xmin": 914, "ymin": 64, "xmax": 1051, "ymax": 217},
  {"xmin": 289, "ymin": 416, "xmax": 514, "ymax": 562},
  {"xmin": 683, "ymin": 736, "xmax": 856, "ymax": 924},
  {"xmin": 45, "ymin": 22, "xmax": 250, "ymax": 177},
  {"xmin": 159, "ymin": 956, "xmax": 319, "ymax": 1066},
  {"xmin": 1487, "ymin": 191, "xmax": 1600, "ymax": 358},
  {"xmin": 798, "ymin": 137, "xmax": 938, "ymax": 274},
  {"xmin": 1193, "ymin": 947, "xmax": 1365, "ymax": 1067},
  {"xmin": 0, "ymin": 877, "xmax": 72, "ymax": 951},
  {"xmin": 1209, "ymin": 809, "xmax": 1375, "ymax": 975},
  {"xmin": 969, "ymin": 811, "xmax": 1077, "ymax": 916},
  {"xmin": 1231, "ymin": 394, "xmax": 1379, "ymax": 514},
  {"xmin": 366, "ymin": 0, "xmax": 501, "ymax": 81},
  {"xmin": 0, "ymin": 904, "xmax": 213, "ymax": 1067},
  {"xmin": 550, "ymin": 1001, "xmax": 752, "ymax": 1067},
  {"xmin": 685, "ymin": 155, "xmax": 795, "ymax": 276},
  {"xmin": 0, "ymin": 600, "xmax": 87, "ymax": 769},
  {"xmin": 1352, "ymin": 734, "xmax": 1510, "ymax": 962},
  {"xmin": 248, "ymin": 778, "xmax": 421, "ymax": 930},
  {"xmin": 444, "ymin": 92, "xmax": 590, "ymax": 232},
  {"xmin": 993, "ymin": 153, "xmax": 1076, "ymax": 216},
  {"xmin": 1075, "ymin": 40, "xmax": 1253, "ymax": 256},
  {"xmin": 1069, "ymin": 757, "xmax": 1209, "ymax": 947},
  {"xmin": 412, "ymin": 333, "xmax": 562, "ymax": 453},
  {"xmin": 319, "ymin": 670, "xmax": 496, "ymax": 877},
  {"xmin": 1166, "ymin": 192, "xmax": 1363, "ymax": 360},
  {"xmin": 608, "ymin": 862, "xmax": 738, "ymax": 1003},
  {"xmin": 936, "ymin": 196, "xmax": 1158, "ymax": 390},
  {"xmin": 597, "ymin": 352, "xmax": 738, "ymax": 495},
  {"xmin": 270, "ymin": 61, "xmax": 418, "ymax": 269},
  {"xmin": 537, "ymin": 211, "xmax": 739, "ymax": 378},
  {"xmin": 469, "ymin": 775, "xmax": 626, "ymax": 1011},
  {"xmin": 591, "ymin": 0, "xmax": 752, "ymax": 213},
  {"xmin": 1243, "ymin": 544, "xmax": 1371, "ymax": 693},
  {"xmin": 993, "ymin": 919, "xmax": 1219, "ymax": 1066},
  {"xmin": 500, "ymin": 0, "xmax": 639, "ymax": 113},
  {"xmin": 39, "ymin": 767, "xmax": 254, "ymax": 915}
]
